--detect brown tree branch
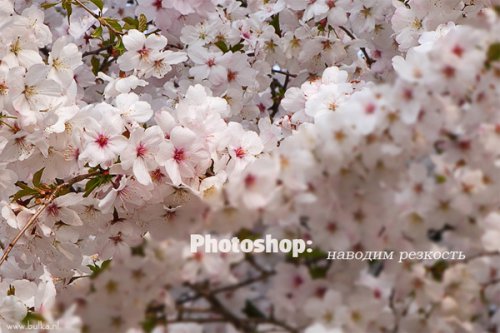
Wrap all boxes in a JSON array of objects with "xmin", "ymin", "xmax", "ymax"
[{"xmin": 0, "ymin": 172, "xmax": 99, "ymax": 267}]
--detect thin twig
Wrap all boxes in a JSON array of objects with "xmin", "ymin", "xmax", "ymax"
[
  {"xmin": 339, "ymin": 26, "xmax": 374, "ymax": 68},
  {"xmin": 0, "ymin": 172, "xmax": 99, "ymax": 267},
  {"xmin": 389, "ymin": 289, "xmax": 399, "ymax": 333},
  {"xmin": 82, "ymin": 45, "xmax": 112, "ymax": 58},
  {"xmin": 168, "ymin": 318, "xmax": 226, "ymax": 324},
  {"xmin": 271, "ymin": 69, "xmax": 297, "ymax": 78},
  {"xmin": 73, "ymin": 0, "xmax": 124, "ymax": 36},
  {"xmin": 186, "ymin": 275, "xmax": 299, "ymax": 333},
  {"xmin": 211, "ymin": 273, "xmax": 273, "ymax": 295},
  {"xmin": 73, "ymin": 0, "xmax": 99, "ymax": 19},
  {"xmin": 188, "ymin": 283, "xmax": 254, "ymax": 332}
]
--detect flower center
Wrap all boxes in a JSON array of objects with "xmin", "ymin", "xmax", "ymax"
[
  {"xmin": 412, "ymin": 18, "xmax": 423, "ymax": 30},
  {"xmin": 365, "ymin": 103, "xmax": 376, "ymax": 114},
  {"xmin": 244, "ymin": 174, "xmax": 256, "ymax": 188},
  {"xmin": 257, "ymin": 103, "xmax": 266, "ymax": 113},
  {"xmin": 0, "ymin": 83, "xmax": 8, "ymax": 95},
  {"xmin": 151, "ymin": 168, "xmax": 165, "ymax": 182},
  {"xmin": 442, "ymin": 65, "xmax": 456, "ymax": 78},
  {"xmin": 52, "ymin": 58, "xmax": 66, "ymax": 70},
  {"xmin": 173, "ymin": 148, "xmax": 185, "ymax": 162},
  {"xmin": 23, "ymin": 85, "xmax": 37, "ymax": 98},
  {"xmin": 361, "ymin": 6, "xmax": 372, "ymax": 18},
  {"xmin": 452, "ymin": 45, "xmax": 464, "ymax": 57},
  {"xmin": 206, "ymin": 58, "xmax": 216, "ymax": 67},
  {"xmin": 138, "ymin": 46, "xmax": 150, "ymax": 59},
  {"xmin": 95, "ymin": 134, "xmax": 109, "ymax": 148},
  {"xmin": 136, "ymin": 143, "xmax": 147, "ymax": 157},
  {"xmin": 234, "ymin": 147, "xmax": 246, "ymax": 158},
  {"xmin": 227, "ymin": 70, "xmax": 237, "ymax": 82},
  {"xmin": 47, "ymin": 203, "xmax": 59, "ymax": 216},
  {"xmin": 10, "ymin": 38, "xmax": 21, "ymax": 55},
  {"xmin": 293, "ymin": 275, "xmax": 304, "ymax": 287},
  {"xmin": 153, "ymin": 0, "xmax": 163, "ymax": 10},
  {"xmin": 154, "ymin": 59, "xmax": 166, "ymax": 72}
]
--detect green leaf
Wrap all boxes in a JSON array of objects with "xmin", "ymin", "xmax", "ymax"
[
  {"xmin": 429, "ymin": 260, "xmax": 448, "ymax": 282},
  {"xmin": 91, "ymin": 56, "xmax": 100, "ymax": 75},
  {"xmin": 214, "ymin": 40, "xmax": 229, "ymax": 53},
  {"xmin": 114, "ymin": 39, "xmax": 126, "ymax": 55},
  {"xmin": 270, "ymin": 14, "xmax": 281, "ymax": 37},
  {"xmin": 15, "ymin": 181, "xmax": 32, "ymax": 190},
  {"xmin": 32, "ymin": 168, "xmax": 44, "ymax": 188},
  {"xmin": 123, "ymin": 17, "xmax": 138, "ymax": 26},
  {"xmin": 142, "ymin": 316, "xmax": 157, "ymax": 333},
  {"xmin": 91, "ymin": 26, "xmax": 103, "ymax": 39},
  {"xmin": 230, "ymin": 42, "xmax": 244, "ymax": 53},
  {"xmin": 138, "ymin": 14, "xmax": 148, "ymax": 32},
  {"xmin": 123, "ymin": 17, "xmax": 138, "ymax": 30},
  {"xmin": 131, "ymin": 244, "xmax": 145, "ymax": 256},
  {"xmin": 62, "ymin": 0, "xmax": 72, "ymax": 23},
  {"xmin": 309, "ymin": 265, "xmax": 328, "ymax": 279},
  {"xmin": 103, "ymin": 18, "xmax": 123, "ymax": 32},
  {"xmin": 435, "ymin": 174, "xmax": 446, "ymax": 184},
  {"xmin": 292, "ymin": 247, "xmax": 327, "ymax": 261},
  {"xmin": 242, "ymin": 300, "xmax": 265, "ymax": 319},
  {"xmin": 40, "ymin": 1, "xmax": 59, "ymax": 9},
  {"xmin": 12, "ymin": 189, "xmax": 37, "ymax": 201},
  {"xmin": 486, "ymin": 42, "xmax": 500, "ymax": 68},
  {"xmin": 83, "ymin": 174, "xmax": 113, "ymax": 197},
  {"xmin": 236, "ymin": 228, "xmax": 260, "ymax": 241},
  {"xmin": 87, "ymin": 259, "xmax": 112, "ymax": 279},
  {"xmin": 21, "ymin": 312, "xmax": 46, "ymax": 325},
  {"xmin": 12, "ymin": 188, "xmax": 38, "ymax": 201},
  {"xmin": 90, "ymin": 0, "xmax": 104, "ymax": 11},
  {"xmin": 12, "ymin": 187, "xmax": 39, "ymax": 202}
]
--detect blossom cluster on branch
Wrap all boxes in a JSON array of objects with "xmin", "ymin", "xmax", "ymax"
[{"xmin": 0, "ymin": 0, "xmax": 500, "ymax": 332}]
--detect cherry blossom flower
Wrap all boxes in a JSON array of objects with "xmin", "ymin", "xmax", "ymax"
[
  {"xmin": 156, "ymin": 126, "xmax": 210, "ymax": 185},
  {"xmin": 1, "ymin": 33, "xmax": 43, "ymax": 68},
  {"xmin": 97, "ymin": 73, "xmax": 148, "ymax": 99},
  {"xmin": 48, "ymin": 37, "xmax": 83, "ymax": 86},
  {"xmin": 227, "ymin": 156, "xmax": 279, "ymax": 209},
  {"xmin": 79, "ymin": 114, "xmax": 127, "ymax": 167},
  {"xmin": 225, "ymin": 122, "xmax": 264, "ymax": 173},
  {"xmin": 188, "ymin": 44, "xmax": 227, "ymax": 82},
  {"xmin": 117, "ymin": 29, "xmax": 168, "ymax": 72},
  {"xmin": 10, "ymin": 64, "xmax": 62, "ymax": 124},
  {"xmin": 0, "ymin": 296, "xmax": 27, "ymax": 326},
  {"xmin": 114, "ymin": 92, "xmax": 153, "ymax": 125},
  {"xmin": 120, "ymin": 126, "xmax": 163, "ymax": 185}
]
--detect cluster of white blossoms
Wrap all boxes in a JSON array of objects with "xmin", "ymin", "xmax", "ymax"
[{"xmin": 1, "ymin": 0, "xmax": 500, "ymax": 332}]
